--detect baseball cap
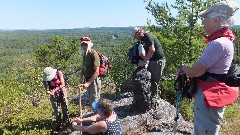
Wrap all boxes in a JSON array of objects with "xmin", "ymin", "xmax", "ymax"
[{"xmin": 92, "ymin": 102, "xmax": 106, "ymax": 111}]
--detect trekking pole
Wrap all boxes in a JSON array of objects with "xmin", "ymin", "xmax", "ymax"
[
  {"xmin": 78, "ymin": 85, "xmax": 83, "ymax": 126},
  {"xmin": 173, "ymin": 90, "xmax": 181, "ymax": 135},
  {"xmin": 173, "ymin": 73, "xmax": 184, "ymax": 135}
]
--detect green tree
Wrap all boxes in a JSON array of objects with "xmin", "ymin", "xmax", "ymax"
[
  {"xmin": 232, "ymin": 28, "xmax": 240, "ymax": 62},
  {"xmin": 34, "ymin": 36, "xmax": 81, "ymax": 86},
  {"xmin": 145, "ymin": 0, "xmax": 220, "ymax": 75}
]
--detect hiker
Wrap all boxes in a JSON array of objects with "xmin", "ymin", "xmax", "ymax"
[
  {"xmin": 42, "ymin": 67, "xmax": 70, "ymax": 131},
  {"xmin": 177, "ymin": 1, "xmax": 239, "ymax": 134},
  {"xmin": 134, "ymin": 27, "xmax": 166, "ymax": 104},
  {"xmin": 72, "ymin": 98, "xmax": 122, "ymax": 134},
  {"xmin": 79, "ymin": 37, "xmax": 101, "ymax": 106}
]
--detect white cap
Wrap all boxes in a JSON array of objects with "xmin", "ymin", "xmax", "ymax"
[{"xmin": 199, "ymin": 1, "xmax": 239, "ymax": 17}]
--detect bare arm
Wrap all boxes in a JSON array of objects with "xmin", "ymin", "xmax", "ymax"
[
  {"xmin": 143, "ymin": 44, "xmax": 155, "ymax": 63},
  {"xmin": 86, "ymin": 66, "xmax": 99, "ymax": 85},
  {"xmin": 83, "ymin": 114, "xmax": 103, "ymax": 122},
  {"xmin": 181, "ymin": 61, "xmax": 207, "ymax": 78},
  {"xmin": 72, "ymin": 121, "xmax": 107, "ymax": 134}
]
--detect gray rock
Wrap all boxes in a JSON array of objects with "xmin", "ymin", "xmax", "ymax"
[
  {"xmin": 113, "ymin": 92, "xmax": 193, "ymax": 134},
  {"xmin": 70, "ymin": 92, "xmax": 193, "ymax": 134}
]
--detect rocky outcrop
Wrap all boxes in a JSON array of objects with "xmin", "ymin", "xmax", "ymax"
[
  {"xmin": 113, "ymin": 93, "xmax": 193, "ymax": 134},
  {"xmin": 71, "ymin": 92, "xmax": 193, "ymax": 134}
]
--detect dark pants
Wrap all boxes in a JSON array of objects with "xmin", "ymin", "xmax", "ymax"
[{"xmin": 147, "ymin": 59, "xmax": 166, "ymax": 98}]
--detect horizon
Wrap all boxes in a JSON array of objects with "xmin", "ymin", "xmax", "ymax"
[
  {"xmin": 1, "ymin": 25, "xmax": 240, "ymax": 31},
  {"xmin": 0, "ymin": 0, "xmax": 239, "ymax": 30}
]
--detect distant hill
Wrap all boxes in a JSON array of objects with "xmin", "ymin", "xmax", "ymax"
[
  {"xmin": 0, "ymin": 27, "xmax": 134, "ymax": 33},
  {"xmin": 232, "ymin": 25, "xmax": 240, "ymax": 29}
]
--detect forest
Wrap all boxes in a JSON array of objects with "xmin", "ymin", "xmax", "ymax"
[{"xmin": 1, "ymin": 0, "xmax": 240, "ymax": 134}]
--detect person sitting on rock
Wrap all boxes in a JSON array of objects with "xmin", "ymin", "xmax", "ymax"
[{"xmin": 72, "ymin": 98, "xmax": 122, "ymax": 135}]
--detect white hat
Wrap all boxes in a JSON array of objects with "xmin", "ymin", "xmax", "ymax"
[
  {"xmin": 199, "ymin": 1, "xmax": 239, "ymax": 17},
  {"xmin": 42, "ymin": 67, "xmax": 57, "ymax": 81}
]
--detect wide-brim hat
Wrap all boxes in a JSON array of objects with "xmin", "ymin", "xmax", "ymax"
[
  {"xmin": 199, "ymin": 1, "xmax": 239, "ymax": 17},
  {"xmin": 92, "ymin": 102, "xmax": 106, "ymax": 111},
  {"xmin": 42, "ymin": 67, "xmax": 57, "ymax": 81}
]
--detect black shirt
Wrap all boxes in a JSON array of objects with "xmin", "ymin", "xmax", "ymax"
[{"xmin": 141, "ymin": 33, "xmax": 165, "ymax": 61}]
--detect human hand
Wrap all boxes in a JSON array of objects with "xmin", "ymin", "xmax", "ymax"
[
  {"xmin": 80, "ymin": 82, "xmax": 90, "ymax": 89},
  {"xmin": 46, "ymin": 90, "xmax": 51, "ymax": 94},
  {"xmin": 176, "ymin": 69, "xmax": 185, "ymax": 76},
  {"xmin": 72, "ymin": 117, "xmax": 83, "ymax": 124},
  {"xmin": 50, "ymin": 90, "xmax": 55, "ymax": 95},
  {"xmin": 72, "ymin": 121, "xmax": 78, "ymax": 126}
]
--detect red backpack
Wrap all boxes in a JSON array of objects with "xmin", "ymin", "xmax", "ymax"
[{"xmin": 92, "ymin": 50, "xmax": 110, "ymax": 77}]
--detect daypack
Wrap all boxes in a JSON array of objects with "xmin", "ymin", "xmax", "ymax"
[
  {"xmin": 131, "ymin": 67, "xmax": 152, "ymax": 112},
  {"xmin": 129, "ymin": 41, "xmax": 143, "ymax": 64},
  {"xmin": 207, "ymin": 62, "xmax": 240, "ymax": 87},
  {"xmin": 92, "ymin": 50, "xmax": 110, "ymax": 77}
]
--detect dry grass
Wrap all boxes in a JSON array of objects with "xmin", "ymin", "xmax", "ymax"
[{"xmin": 221, "ymin": 98, "xmax": 240, "ymax": 135}]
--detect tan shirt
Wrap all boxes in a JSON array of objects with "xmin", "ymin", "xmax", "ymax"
[{"xmin": 82, "ymin": 49, "xmax": 100, "ymax": 79}]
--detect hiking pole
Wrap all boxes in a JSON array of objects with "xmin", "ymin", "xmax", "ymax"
[
  {"xmin": 173, "ymin": 90, "xmax": 181, "ymax": 135},
  {"xmin": 78, "ymin": 86, "xmax": 83, "ymax": 124},
  {"xmin": 173, "ymin": 73, "xmax": 184, "ymax": 135}
]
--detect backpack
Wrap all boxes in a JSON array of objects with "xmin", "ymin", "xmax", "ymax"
[
  {"xmin": 225, "ymin": 63, "xmax": 240, "ymax": 87},
  {"xmin": 208, "ymin": 62, "xmax": 240, "ymax": 87},
  {"xmin": 93, "ymin": 50, "xmax": 111, "ymax": 77},
  {"xmin": 129, "ymin": 41, "xmax": 143, "ymax": 64},
  {"xmin": 131, "ymin": 67, "xmax": 152, "ymax": 112}
]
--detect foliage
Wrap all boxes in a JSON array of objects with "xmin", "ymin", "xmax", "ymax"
[
  {"xmin": 34, "ymin": 36, "xmax": 82, "ymax": 87},
  {"xmin": 232, "ymin": 28, "xmax": 240, "ymax": 63},
  {"xmin": 1, "ymin": 22, "xmax": 240, "ymax": 134},
  {"xmin": 145, "ymin": 0, "xmax": 221, "ymax": 74},
  {"xmin": 108, "ymin": 42, "xmax": 135, "ymax": 92}
]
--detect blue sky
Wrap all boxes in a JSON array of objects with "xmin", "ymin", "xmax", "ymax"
[{"xmin": 0, "ymin": 0, "xmax": 239, "ymax": 30}]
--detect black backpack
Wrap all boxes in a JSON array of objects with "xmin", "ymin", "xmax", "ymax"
[
  {"xmin": 129, "ymin": 41, "xmax": 143, "ymax": 64},
  {"xmin": 131, "ymin": 67, "xmax": 151, "ymax": 112},
  {"xmin": 224, "ymin": 62, "xmax": 240, "ymax": 87},
  {"xmin": 208, "ymin": 62, "xmax": 240, "ymax": 87}
]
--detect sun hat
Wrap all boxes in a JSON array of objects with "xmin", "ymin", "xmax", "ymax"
[
  {"xmin": 92, "ymin": 102, "xmax": 106, "ymax": 111},
  {"xmin": 199, "ymin": 1, "xmax": 239, "ymax": 17},
  {"xmin": 42, "ymin": 67, "xmax": 57, "ymax": 81}
]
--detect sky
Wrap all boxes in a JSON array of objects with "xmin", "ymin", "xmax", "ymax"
[{"xmin": 0, "ymin": 0, "xmax": 240, "ymax": 30}]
